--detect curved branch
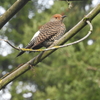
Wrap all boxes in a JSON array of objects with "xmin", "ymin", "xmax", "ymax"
[{"xmin": 0, "ymin": 20, "xmax": 93, "ymax": 52}]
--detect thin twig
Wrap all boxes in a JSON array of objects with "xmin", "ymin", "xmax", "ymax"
[
  {"xmin": 0, "ymin": 39, "xmax": 20, "ymax": 50},
  {"xmin": 0, "ymin": 20, "xmax": 93, "ymax": 52}
]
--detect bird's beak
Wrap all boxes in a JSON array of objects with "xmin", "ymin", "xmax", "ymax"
[{"xmin": 62, "ymin": 15, "xmax": 67, "ymax": 19}]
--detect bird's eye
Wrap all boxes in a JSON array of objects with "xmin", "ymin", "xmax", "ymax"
[{"xmin": 55, "ymin": 17, "xmax": 57, "ymax": 19}]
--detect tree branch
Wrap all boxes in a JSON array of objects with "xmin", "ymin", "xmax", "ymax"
[
  {"xmin": 0, "ymin": 0, "xmax": 30, "ymax": 29},
  {"xmin": 0, "ymin": 3, "xmax": 100, "ymax": 90}
]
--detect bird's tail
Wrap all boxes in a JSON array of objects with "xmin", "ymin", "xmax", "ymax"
[
  {"xmin": 16, "ymin": 42, "xmax": 32, "ymax": 57},
  {"xmin": 16, "ymin": 43, "xmax": 42, "ymax": 57},
  {"xmin": 16, "ymin": 51, "xmax": 25, "ymax": 57}
]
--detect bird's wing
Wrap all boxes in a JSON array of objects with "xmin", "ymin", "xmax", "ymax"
[
  {"xmin": 31, "ymin": 21, "xmax": 60, "ymax": 48},
  {"xmin": 25, "ymin": 30, "xmax": 41, "ymax": 49},
  {"xmin": 24, "ymin": 21, "xmax": 60, "ymax": 49},
  {"xmin": 30, "ymin": 31, "xmax": 40, "ymax": 41}
]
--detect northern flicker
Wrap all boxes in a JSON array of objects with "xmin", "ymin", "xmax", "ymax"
[{"xmin": 16, "ymin": 14, "xmax": 66, "ymax": 57}]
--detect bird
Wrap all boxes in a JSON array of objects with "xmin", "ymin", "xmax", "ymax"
[{"xmin": 16, "ymin": 14, "xmax": 66, "ymax": 57}]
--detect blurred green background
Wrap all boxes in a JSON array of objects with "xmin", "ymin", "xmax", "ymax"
[{"xmin": 0, "ymin": 0, "xmax": 100, "ymax": 100}]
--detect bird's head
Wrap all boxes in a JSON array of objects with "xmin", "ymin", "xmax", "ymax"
[{"xmin": 50, "ymin": 14, "xmax": 66, "ymax": 22}]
